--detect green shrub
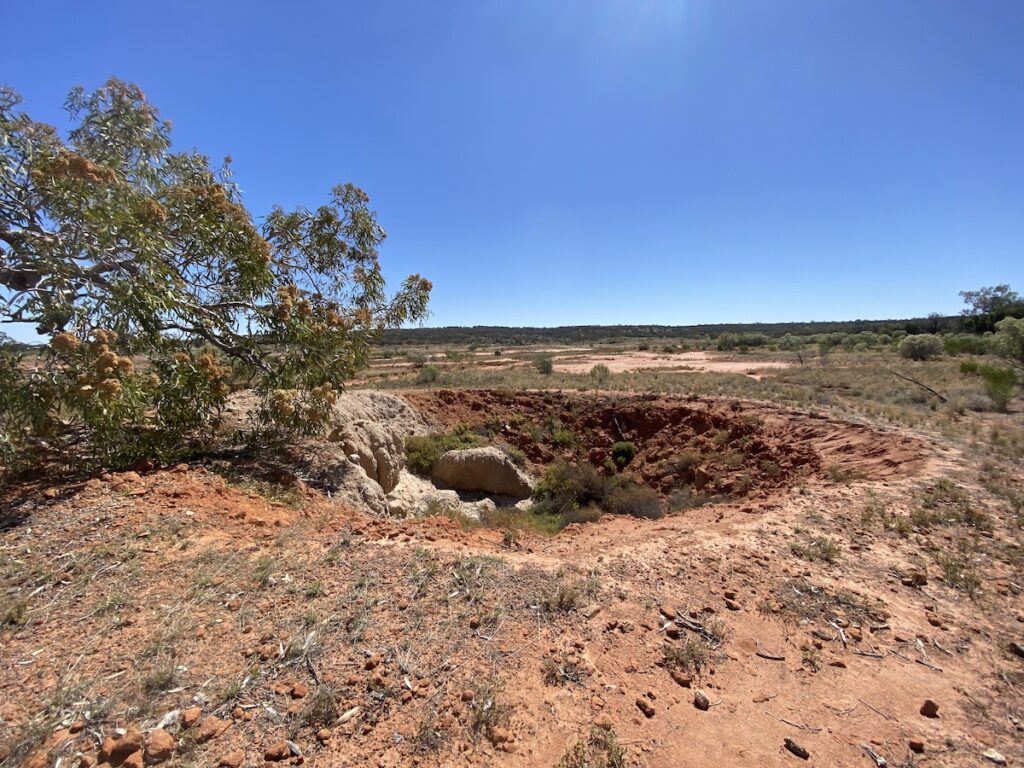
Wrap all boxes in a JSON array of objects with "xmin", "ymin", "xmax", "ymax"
[
  {"xmin": 945, "ymin": 334, "xmax": 990, "ymax": 356},
  {"xmin": 406, "ymin": 352, "xmax": 427, "ymax": 368},
  {"xmin": 532, "ymin": 462, "xmax": 663, "ymax": 520},
  {"xmin": 610, "ymin": 441, "xmax": 637, "ymax": 468},
  {"xmin": 533, "ymin": 462, "xmax": 612, "ymax": 515},
  {"xmin": 960, "ymin": 360, "xmax": 980, "ymax": 375},
  {"xmin": 978, "ymin": 365, "xmax": 1017, "ymax": 411},
  {"xmin": 405, "ymin": 427, "xmax": 481, "ymax": 476},
  {"xmin": 535, "ymin": 355, "xmax": 554, "ymax": 375},
  {"xmin": 416, "ymin": 364, "xmax": 440, "ymax": 384},
  {"xmin": 898, "ymin": 334, "xmax": 944, "ymax": 361}
]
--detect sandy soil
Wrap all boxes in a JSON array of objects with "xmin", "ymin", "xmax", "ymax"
[
  {"xmin": 1, "ymin": 393, "xmax": 1021, "ymax": 768},
  {"xmin": 554, "ymin": 351, "xmax": 792, "ymax": 376}
]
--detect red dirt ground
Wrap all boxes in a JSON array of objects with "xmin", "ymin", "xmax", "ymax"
[{"xmin": 1, "ymin": 392, "xmax": 1021, "ymax": 768}]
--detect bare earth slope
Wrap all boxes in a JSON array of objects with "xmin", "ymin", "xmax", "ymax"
[{"xmin": 0, "ymin": 391, "xmax": 1021, "ymax": 768}]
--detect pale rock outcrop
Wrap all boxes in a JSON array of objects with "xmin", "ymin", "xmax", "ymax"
[
  {"xmin": 385, "ymin": 472, "xmax": 500, "ymax": 522},
  {"xmin": 222, "ymin": 390, "xmax": 426, "ymax": 498},
  {"xmin": 431, "ymin": 447, "xmax": 534, "ymax": 498},
  {"xmin": 281, "ymin": 439, "xmax": 389, "ymax": 516},
  {"xmin": 386, "ymin": 471, "xmax": 462, "ymax": 518}
]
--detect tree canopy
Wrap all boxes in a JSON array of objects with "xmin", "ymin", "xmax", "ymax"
[
  {"xmin": 0, "ymin": 79, "xmax": 431, "ymax": 468},
  {"xmin": 959, "ymin": 285, "xmax": 1023, "ymax": 333}
]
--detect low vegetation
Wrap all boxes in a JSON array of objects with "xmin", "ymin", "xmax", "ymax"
[
  {"xmin": 532, "ymin": 462, "xmax": 664, "ymax": 523},
  {"xmin": 404, "ymin": 426, "xmax": 482, "ymax": 476}
]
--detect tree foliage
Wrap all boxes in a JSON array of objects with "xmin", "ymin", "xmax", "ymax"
[
  {"xmin": 0, "ymin": 79, "xmax": 431, "ymax": 469},
  {"xmin": 959, "ymin": 284, "xmax": 1023, "ymax": 333}
]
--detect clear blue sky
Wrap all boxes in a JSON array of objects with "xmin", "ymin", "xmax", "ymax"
[{"xmin": 3, "ymin": 0, "xmax": 1022, "ymax": 332}]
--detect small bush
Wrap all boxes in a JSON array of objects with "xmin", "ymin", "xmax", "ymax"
[
  {"xmin": 533, "ymin": 462, "xmax": 662, "ymax": 520},
  {"xmin": 557, "ymin": 725, "xmax": 627, "ymax": 768},
  {"xmin": 533, "ymin": 462, "xmax": 613, "ymax": 515},
  {"xmin": 978, "ymin": 365, "xmax": 1017, "ymax": 411},
  {"xmin": 405, "ymin": 426, "xmax": 481, "ymax": 476},
  {"xmin": 416, "ymin": 364, "xmax": 441, "ymax": 384},
  {"xmin": 551, "ymin": 426, "xmax": 576, "ymax": 448},
  {"xmin": 610, "ymin": 441, "xmax": 637, "ymax": 468},
  {"xmin": 605, "ymin": 484, "xmax": 663, "ymax": 519},
  {"xmin": 535, "ymin": 355, "xmax": 554, "ymax": 375},
  {"xmin": 559, "ymin": 504, "xmax": 603, "ymax": 527},
  {"xmin": 898, "ymin": 334, "xmax": 944, "ymax": 361},
  {"xmin": 589, "ymin": 364, "xmax": 611, "ymax": 384},
  {"xmin": 790, "ymin": 536, "xmax": 840, "ymax": 563},
  {"xmin": 959, "ymin": 360, "xmax": 980, "ymax": 375}
]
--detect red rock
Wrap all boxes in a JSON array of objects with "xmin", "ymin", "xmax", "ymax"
[
  {"xmin": 195, "ymin": 716, "xmax": 229, "ymax": 743},
  {"xmin": 291, "ymin": 682, "xmax": 309, "ymax": 699},
  {"xmin": 181, "ymin": 707, "xmax": 202, "ymax": 728},
  {"xmin": 316, "ymin": 729, "xmax": 331, "ymax": 742},
  {"xmin": 920, "ymin": 699, "xmax": 940, "ymax": 718},
  {"xmin": 218, "ymin": 750, "xmax": 245, "ymax": 768},
  {"xmin": 121, "ymin": 749, "xmax": 144, "ymax": 768},
  {"xmin": 264, "ymin": 741, "xmax": 291, "ymax": 761},
  {"xmin": 144, "ymin": 728, "xmax": 175, "ymax": 762},
  {"xmin": 670, "ymin": 670, "xmax": 692, "ymax": 688},
  {"xmin": 100, "ymin": 727, "xmax": 144, "ymax": 763},
  {"xmin": 909, "ymin": 739, "xmax": 925, "ymax": 754},
  {"xmin": 635, "ymin": 698, "xmax": 655, "ymax": 718},
  {"xmin": 461, "ymin": 689, "xmax": 475, "ymax": 702}
]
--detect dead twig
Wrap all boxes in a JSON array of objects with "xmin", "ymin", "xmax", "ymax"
[
  {"xmin": 861, "ymin": 743, "xmax": 889, "ymax": 767},
  {"xmin": 852, "ymin": 649, "xmax": 884, "ymax": 659},
  {"xmin": 857, "ymin": 699, "xmax": 891, "ymax": 721},
  {"xmin": 915, "ymin": 658, "xmax": 943, "ymax": 673},
  {"xmin": 766, "ymin": 711, "xmax": 822, "ymax": 733},
  {"xmin": 755, "ymin": 644, "xmax": 786, "ymax": 661}
]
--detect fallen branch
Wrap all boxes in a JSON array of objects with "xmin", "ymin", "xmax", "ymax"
[{"xmin": 885, "ymin": 369, "xmax": 948, "ymax": 403}]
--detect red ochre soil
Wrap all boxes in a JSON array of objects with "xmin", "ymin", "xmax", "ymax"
[{"xmin": 1, "ymin": 391, "xmax": 1021, "ymax": 768}]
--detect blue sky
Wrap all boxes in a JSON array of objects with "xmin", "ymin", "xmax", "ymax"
[{"xmin": 2, "ymin": 1, "xmax": 1022, "ymax": 333}]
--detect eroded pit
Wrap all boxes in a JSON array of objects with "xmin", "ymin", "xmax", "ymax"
[{"xmin": 400, "ymin": 389, "xmax": 927, "ymax": 506}]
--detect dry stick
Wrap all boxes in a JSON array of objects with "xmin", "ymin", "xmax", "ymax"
[
  {"xmin": 931, "ymin": 638, "xmax": 954, "ymax": 657},
  {"xmin": 858, "ymin": 699, "xmax": 892, "ymax": 720},
  {"xmin": 766, "ymin": 711, "xmax": 822, "ymax": 733},
  {"xmin": 885, "ymin": 369, "xmax": 948, "ymax": 403},
  {"xmin": 862, "ymin": 743, "xmax": 889, "ymax": 767},
  {"xmin": 916, "ymin": 658, "xmax": 944, "ymax": 673},
  {"xmin": 755, "ymin": 644, "xmax": 786, "ymax": 661},
  {"xmin": 852, "ymin": 649, "xmax": 884, "ymax": 659}
]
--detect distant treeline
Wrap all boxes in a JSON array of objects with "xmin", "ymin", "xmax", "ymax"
[{"xmin": 380, "ymin": 315, "xmax": 965, "ymax": 347}]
